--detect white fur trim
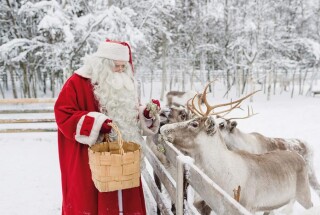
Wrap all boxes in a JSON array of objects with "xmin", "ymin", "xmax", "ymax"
[
  {"xmin": 75, "ymin": 65, "xmax": 91, "ymax": 78},
  {"xmin": 138, "ymin": 106, "xmax": 160, "ymax": 136},
  {"xmin": 93, "ymin": 41, "xmax": 129, "ymax": 61},
  {"xmin": 75, "ymin": 112, "xmax": 110, "ymax": 146}
]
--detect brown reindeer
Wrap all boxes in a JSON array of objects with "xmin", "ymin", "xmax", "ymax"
[
  {"xmin": 160, "ymin": 84, "xmax": 313, "ymax": 214},
  {"xmin": 160, "ymin": 105, "xmax": 192, "ymax": 125},
  {"xmin": 166, "ymin": 90, "xmax": 203, "ymax": 107}
]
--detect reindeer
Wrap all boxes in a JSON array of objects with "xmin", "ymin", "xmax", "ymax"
[
  {"xmin": 160, "ymin": 84, "xmax": 313, "ymax": 215},
  {"xmin": 160, "ymin": 105, "xmax": 192, "ymax": 125},
  {"xmin": 216, "ymin": 116, "xmax": 320, "ymax": 199},
  {"xmin": 166, "ymin": 90, "xmax": 203, "ymax": 107}
]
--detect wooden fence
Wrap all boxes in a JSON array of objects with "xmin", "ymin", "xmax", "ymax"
[
  {"xmin": 0, "ymin": 98, "xmax": 56, "ymax": 133},
  {"xmin": 144, "ymin": 139, "xmax": 252, "ymax": 215},
  {"xmin": 0, "ymin": 98, "xmax": 252, "ymax": 215}
]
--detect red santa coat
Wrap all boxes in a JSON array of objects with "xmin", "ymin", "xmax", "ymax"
[{"xmin": 54, "ymin": 73, "xmax": 147, "ymax": 215}]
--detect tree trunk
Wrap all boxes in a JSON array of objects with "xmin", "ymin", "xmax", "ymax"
[
  {"xmin": 9, "ymin": 66, "xmax": 17, "ymax": 98},
  {"xmin": 298, "ymin": 69, "xmax": 302, "ymax": 95},
  {"xmin": 301, "ymin": 69, "xmax": 308, "ymax": 95},
  {"xmin": 305, "ymin": 66, "xmax": 317, "ymax": 96},
  {"xmin": 267, "ymin": 70, "xmax": 272, "ymax": 101},
  {"xmin": 263, "ymin": 71, "xmax": 267, "ymax": 94},
  {"xmin": 20, "ymin": 62, "xmax": 30, "ymax": 98},
  {"xmin": 0, "ymin": 82, "xmax": 4, "ymax": 98},
  {"xmin": 32, "ymin": 67, "xmax": 37, "ymax": 98},
  {"xmin": 51, "ymin": 70, "xmax": 55, "ymax": 98},
  {"xmin": 160, "ymin": 35, "xmax": 167, "ymax": 101},
  {"xmin": 149, "ymin": 69, "xmax": 153, "ymax": 100},
  {"xmin": 273, "ymin": 69, "xmax": 277, "ymax": 95},
  {"xmin": 291, "ymin": 69, "xmax": 297, "ymax": 98}
]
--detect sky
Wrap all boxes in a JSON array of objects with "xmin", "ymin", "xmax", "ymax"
[{"xmin": 0, "ymin": 82, "xmax": 320, "ymax": 215}]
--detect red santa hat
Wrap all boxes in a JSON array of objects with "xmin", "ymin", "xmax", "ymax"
[{"xmin": 94, "ymin": 39, "xmax": 134, "ymax": 72}]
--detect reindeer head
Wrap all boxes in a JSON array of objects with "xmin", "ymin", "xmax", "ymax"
[
  {"xmin": 160, "ymin": 116, "xmax": 218, "ymax": 155},
  {"xmin": 159, "ymin": 105, "xmax": 191, "ymax": 127},
  {"xmin": 216, "ymin": 118, "xmax": 238, "ymax": 134}
]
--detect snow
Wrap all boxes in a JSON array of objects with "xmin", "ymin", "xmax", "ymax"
[
  {"xmin": 0, "ymin": 133, "xmax": 60, "ymax": 215},
  {"xmin": 1, "ymin": 83, "xmax": 320, "ymax": 215}
]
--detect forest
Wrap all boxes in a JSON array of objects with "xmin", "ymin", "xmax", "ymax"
[{"xmin": 1, "ymin": 0, "xmax": 320, "ymax": 100}]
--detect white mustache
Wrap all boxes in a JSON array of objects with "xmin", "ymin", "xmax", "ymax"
[{"xmin": 106, "ymin": 72, "xmax": 134, "ymax": 91}]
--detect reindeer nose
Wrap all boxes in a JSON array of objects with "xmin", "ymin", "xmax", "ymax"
[
  {"xmin": 160, "ymin": 124, "xmax": 174, "ymax": 136},
  {"xmin": 160, "ymin": 125, "xmax": 175, "ymax": 142}
]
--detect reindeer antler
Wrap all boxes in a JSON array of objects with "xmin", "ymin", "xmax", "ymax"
[
  {"xmin": 187, "ymin": 80, "xmax": 217, "ymax": 117},
  {"xmin": 187, "ymin": 97, "xmax": 203, "ymax": 117},
  {"xmin": 224, "ymin": 106, "xmax": 258, "ymax": 121},
  {"xmin": 188, "ymin": 81, "xmax": 260, "ymax": 118}
]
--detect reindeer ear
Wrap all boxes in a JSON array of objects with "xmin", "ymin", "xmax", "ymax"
[
  {"xmin": 205, "ymin": 117, "xmax": 216, "ymax": 136},
  {"xmin": 231, "ymin": 121, "xmax": 237, "ymax": 128},
  {"xmin": 229, "ymin": 121, "xmax": 237, "ymax": 132}
]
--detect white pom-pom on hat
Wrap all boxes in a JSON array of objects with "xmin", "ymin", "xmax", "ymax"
[{"xmin": 93, "ymin": 40, "xmax": 130, "ymax": 62}]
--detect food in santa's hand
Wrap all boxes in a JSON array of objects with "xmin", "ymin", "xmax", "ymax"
[{"xmin": 145, "ymin": 100, "xmax": 161, "ymax": 118}]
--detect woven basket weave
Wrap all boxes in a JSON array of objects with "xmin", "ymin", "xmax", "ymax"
[{"xmin": 88, "ymin": 123, "xmax": 141, "ymax": 192}]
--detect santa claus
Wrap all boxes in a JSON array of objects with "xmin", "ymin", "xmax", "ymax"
[{"xmin": 54, "ymin": 40, "xmax": 160, "ymax": 215}]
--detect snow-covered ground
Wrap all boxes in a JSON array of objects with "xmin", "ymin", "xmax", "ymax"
[{"xmin": 0, "ymin": 84, "xmax": 320, "ymax": 215}]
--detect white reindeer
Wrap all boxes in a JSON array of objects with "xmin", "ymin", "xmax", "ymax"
[
  {"xmin": 160, "ymin": 116, "xmax": 313, "ymax": 214},
  {"xmin": 160, "ymin": 84, "xmax": 313, "ymax": 214},
  {"xmin": 217, "ymin": 117, "xmax": 320, "ymax": 199}
]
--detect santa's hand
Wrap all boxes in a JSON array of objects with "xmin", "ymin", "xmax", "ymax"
[
  {"xmin": 144, "ymin": 99, "xmax": 161, "ymax": 119},
  {"xmin": 100, "ymin": 119, "xmax": 113, "ymax": 134}
]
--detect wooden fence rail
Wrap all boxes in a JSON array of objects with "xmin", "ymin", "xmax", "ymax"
[
  {"xmin": 0, "ymin": 119, "xmax": 55, "ymax": 123},
  {"xmin": 0, "ymin": 98, "xmax": 56, "ymax": 133},
  {"xmin": 0, "ymin": 98, "xmax": 56, "ymax": 104},
  {"xmin": 0, "ymin": 108, "xmax": 54, "ymax": 114}
]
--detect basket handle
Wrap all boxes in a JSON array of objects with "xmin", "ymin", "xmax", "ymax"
[{"xmin": 106, "ymin": 123, "xmax": 124, "ymax": 155}]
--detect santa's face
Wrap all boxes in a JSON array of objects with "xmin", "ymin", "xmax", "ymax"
[
  {"xmin": 112, "ymin": 60, "xmax": 127, "ymax": 73},
  {"xmin": 89, "ymin": 58, "xmax": 136, "ymax": 101},
  {"xmin": 106, "ymin": 61, "xmax": 134, "ymax": 91}
]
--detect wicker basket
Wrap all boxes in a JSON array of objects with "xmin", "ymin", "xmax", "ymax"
[{"xmin": 88, "ymin": 123, "xmax": 141, "ymax": 192}]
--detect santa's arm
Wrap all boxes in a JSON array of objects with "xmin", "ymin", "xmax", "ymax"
[{"xmin": 54, "ymin": 83, "xmax": 111, "ymax": 146}]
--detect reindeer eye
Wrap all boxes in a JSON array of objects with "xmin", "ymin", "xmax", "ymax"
[
  {"xmin": 219, "ymin": 123, "xmax": 225, "ymax": 128},
  {"xmin": 180, "ymin": 113, "xmax": 186, "ymax": 120},
  {"xmin": 190, "ymin": 121, "xmax": 199, "ymax": 128}
]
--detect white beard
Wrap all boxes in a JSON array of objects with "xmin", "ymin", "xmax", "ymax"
[{"xmin": 89, "ymin": 58, "xmax": 143, "ymax": 146}]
